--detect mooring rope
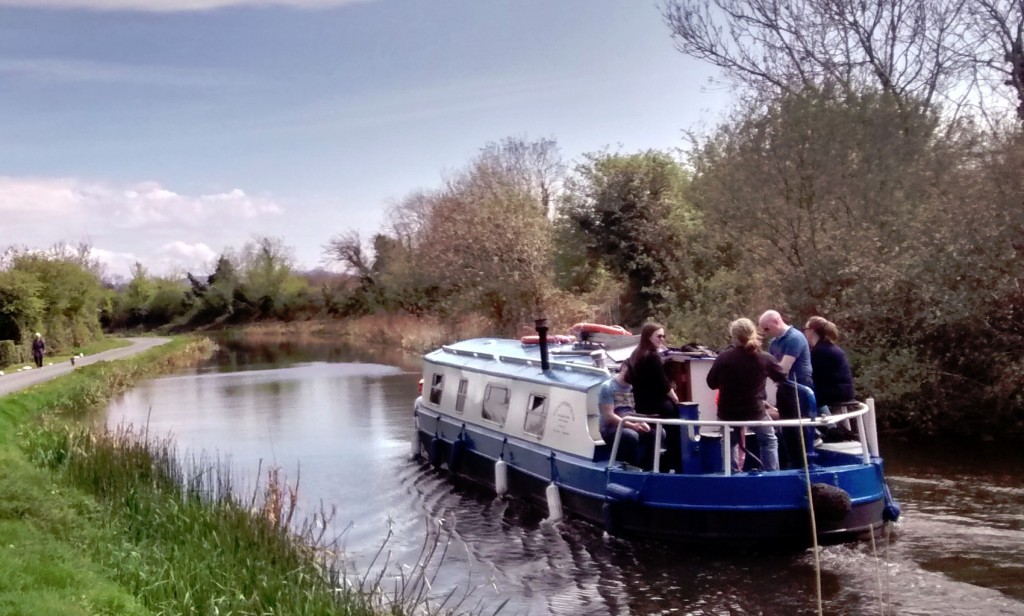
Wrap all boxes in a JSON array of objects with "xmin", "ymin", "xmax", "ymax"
[
  {"xmin": 793, "ymin": 382, "xmax": 824, "ymax": 616},
  {"xmin": 869, "ymin": 523, "xmax": 885, "ymax": 616}
]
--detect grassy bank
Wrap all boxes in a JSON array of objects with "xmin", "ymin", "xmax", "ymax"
[{"xmin": 0, "ymin": 337, "xmax": 390, "ymax": 615}]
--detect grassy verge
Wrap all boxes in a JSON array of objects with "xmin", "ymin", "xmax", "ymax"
[{"xmin": 0, "ymin": 337, "xmax": 380, "ymax": 615}]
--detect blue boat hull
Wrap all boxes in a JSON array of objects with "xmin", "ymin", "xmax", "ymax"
[{"xmin": 416, "ymin": 408, "xmax": 890, "ymax": 548}]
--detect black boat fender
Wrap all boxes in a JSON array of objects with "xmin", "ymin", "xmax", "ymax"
[
  {"xmin": 882, "ymin": 480, "xmax": 901, "ymax": 521},
  {"xmin": 810, "ymin": 483, "xmax": 852, "ymax": 523},
  {"xmin": 428, "ymin": 436, "xmax": 443, "ymax": 468},
  {"xmin": 603, "ymin": 483, "xmax": 642, "ymax": 534},
  {"xmin": 448, "ymin": 437, "xmax": 465, "ymax": 473}
]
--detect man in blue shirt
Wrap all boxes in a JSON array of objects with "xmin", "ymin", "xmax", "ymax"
[
  {"xmin": 758, "ymin": 310, "xmax": 813, "ymax": 387},
  {"xmin": 759, "ymin": 309, "xmax": 815, "ymax": 467}
]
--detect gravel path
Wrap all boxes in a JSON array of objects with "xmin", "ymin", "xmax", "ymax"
[{"xmin": 0, "ymin": 337, "xmax": 170, "ymax": 398}]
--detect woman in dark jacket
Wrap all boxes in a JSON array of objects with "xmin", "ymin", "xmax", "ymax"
[
  {"xmin": 804, "ymin": 316, "xmax": 856, "ymax": 433},
  {"xmin": 804, "ymin": 316, "xmax": 855, "ymax": 408},
  {"xmin": 626, "ymin": 322, "xmax": 680, "ymax": 470},
  {"xmin": 706, "ymin": 318, "xmax": 787, "ymax": 471}
]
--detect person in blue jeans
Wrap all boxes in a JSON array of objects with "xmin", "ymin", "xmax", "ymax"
[
  {"xmin": 707, "ymin": 318, "xmax": 787, "ymax": 471},
  {"xmin": 598, "ymin": 367, "xmax": 656, "ymax": 469},
  {"xmin": 759, "ymin": 310, "xmax": 814, "ymax": 466}
]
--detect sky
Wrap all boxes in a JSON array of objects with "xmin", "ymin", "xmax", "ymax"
[{"xmin": 0, "ymin": 0, "xmax": 732, "ymax": 280}]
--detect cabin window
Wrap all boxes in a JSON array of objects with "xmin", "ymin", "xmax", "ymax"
[
  {"xmin": 523, "ymin": 394, "xmax": 548, "ymax": 438},
  {"xmin": 454, "ymin": 379, "xmax": 469, "ymax": 414},
  {"xmin": 481, "ymin": 385, "xmax": 510, "ymax": 426},
  {"xmin": 429, "ymin": 373, "xmax": 444, "ymax": 405}
]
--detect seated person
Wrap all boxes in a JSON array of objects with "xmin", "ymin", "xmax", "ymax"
[{"xmin": 598, "ymin": 367, "xmax": 656, "ymax": 469}]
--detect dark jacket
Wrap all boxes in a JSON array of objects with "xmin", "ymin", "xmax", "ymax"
[
  {"xmin": 810, "ymin": 340, "xmax": 855, "ymax": 407},
  {"xmin": 707, "ymin": 345, "xmax": 787, "ymax": 421},
  {"xmin": 626, "ymin": 352, "xmax": 673, "ymax": 415}
]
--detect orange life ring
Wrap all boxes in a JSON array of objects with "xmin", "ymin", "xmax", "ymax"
[
  {"xmin": 520, "ymin": 334, "xmax": 576, "ymax": 345},
  {"xmin": 570, "ymin": 322, "xmax": 631, "ymax": 337}
]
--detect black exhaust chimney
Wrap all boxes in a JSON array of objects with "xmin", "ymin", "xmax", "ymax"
[{"xmin": 535, "ymin": 318, "xmax": 550, "ymax": 371}]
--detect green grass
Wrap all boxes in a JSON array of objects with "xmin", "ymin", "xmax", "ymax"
[{"xmin": 0, "ymin": 336, "xmax": 491, "ymax": 616}]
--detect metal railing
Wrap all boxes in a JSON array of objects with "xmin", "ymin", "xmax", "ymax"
[{"xmin": 607, "ymin": 399, "xmax": 880, "ymax": 475}]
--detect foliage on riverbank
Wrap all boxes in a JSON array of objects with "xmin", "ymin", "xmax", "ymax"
[
  {"xmin": 1, "ymin": 337, "xmax": 469, "ymax": 615},
  {"xmin": 236, "ymin": 312, "xmax": 492, "ymax": 354}
]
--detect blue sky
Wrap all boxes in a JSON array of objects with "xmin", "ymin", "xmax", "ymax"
[{"xmin": 0, "ymin": 0, "xmax": 731, "ymax": 279}]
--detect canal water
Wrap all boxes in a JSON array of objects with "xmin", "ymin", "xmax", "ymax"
[{"xmin": 104, "ymin": 339, "xmax": 1024, "ymax": 615}]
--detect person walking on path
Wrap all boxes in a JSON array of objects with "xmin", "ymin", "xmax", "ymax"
[{"xmin": 31, "ymin": 332, "xmax": 45, "ymax": 368}]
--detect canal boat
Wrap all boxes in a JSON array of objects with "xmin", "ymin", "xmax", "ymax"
[{"xmin": 412, "ymin": 322, "xmax": 900, "ymax": 548}]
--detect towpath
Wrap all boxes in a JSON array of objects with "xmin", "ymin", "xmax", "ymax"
[{"xmin": 0, "ymin": 337, "xmax": 170, "ymax": 398}]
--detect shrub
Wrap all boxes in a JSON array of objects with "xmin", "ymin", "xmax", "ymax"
[{"xmin": 0, "ymin": 339, "xmax": 23, "ymax": 368}]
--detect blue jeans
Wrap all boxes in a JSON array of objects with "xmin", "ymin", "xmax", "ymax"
[
  {"xmin": 601, "ymin": 413, "xmax": 658, "ymax": 469},
  {"xmin": 732, "ymin": 424, "xmax": 779, "ymax": 472}
]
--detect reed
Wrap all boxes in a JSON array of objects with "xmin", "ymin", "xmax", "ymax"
[
  {"xmin": 236, "ymin": 313, "xmax": 493, "ymax": 353},
  {"xmin": 24, "ymin": 420, "xmax": 500, "ymax": 615}
]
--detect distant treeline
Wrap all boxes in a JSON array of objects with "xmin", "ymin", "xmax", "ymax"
[{"xmin": 3, "ymin": 0, "xmax": 1022, "ymax": 439}]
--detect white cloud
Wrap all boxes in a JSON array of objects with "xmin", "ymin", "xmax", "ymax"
[
  {"xmin": 0, "ymin": 0, "xmax": 372, "ymax": 11},
  {"xmin": 156, "ymin": 241, "xmax": 218, "ymax": 271},
  {"xmin": 0, "ymin": 176, "xmax": 287, "ymax": 279},
  {"xmin": 0, "ymin": 58, "xmax": 246, "ymax": 88},
  {"xmin": 87, "ymin": 246, "xmax": 141, "ymax": 280}
]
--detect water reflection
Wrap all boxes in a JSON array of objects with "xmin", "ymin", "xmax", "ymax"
[{"xmin": 103, "ymin": 340, "xmax": 1024, "ymax": 615}]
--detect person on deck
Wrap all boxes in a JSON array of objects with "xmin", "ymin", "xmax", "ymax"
[
  {"xmin": 804, "ymin": 316, "xmax": 857, "ymax": 438},
  {"xmin": 759, "ymin": 310, "xmax": 814, "ymax": 466},
  {"xmin": 625, "ymin": 322, "xmax": 681, "ymax": 471},
  {"xmin": 31, "ymin": 332, "xmax": 45, "ymax": 368},
  {"xmin": 707, "ymin": 318, "xmax": 787, "ymax": 472},
  {"xmin": 598, "ymin": 367, "xmax": 654, "ymax": 469},
  {"xmin": 758, "ymin": 310, "xmax": 813, "ymax": 388}
]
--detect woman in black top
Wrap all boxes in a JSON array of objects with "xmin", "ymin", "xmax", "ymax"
[
  {"xmin": 804, "ymin": 316, "xmax": 856, "ymax": 434},
  {"xmin": 626, "ymin": 322, "xmax": 680, "ymax": 470},
  {"xmin": 706, "ymin": 318, "xmax": 787, "ymax": 471},
  {"xmin": 804, "ymin": 316, "xmax": 855, "ymax": 408}
]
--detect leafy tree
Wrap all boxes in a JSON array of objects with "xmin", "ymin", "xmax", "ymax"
[
  {"xmin": 324, "ymin": 137, "xmax": 564, "ymax": 330},
  {"xmin": 238, "ymin": 236, "xmax": 306, "ymax": 318},
  {"xmin": 686, "ymin": 85, "xmax": 1024, "ymax": 437},
  {"xmin": 559, "ymin": 150, "xmax": 695, "ymax": 326},
  {"xmin": 417, "ymin": 158, "xmax": 555, "ymax": 331},
  {"xmin": 3, "ymin": 248, "xmax": 106, "ymax": 350},
  {"xmin": 0, "ymin": 269, "xmax": 44, "ymax": 343},
  {"xmin": 183, "ymin": 254, "xmax": 242, "ymax": 326}
]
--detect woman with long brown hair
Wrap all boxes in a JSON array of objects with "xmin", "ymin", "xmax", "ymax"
[{"xmin": 626, "ymin": 322, "xmax": 681, "ymax": 471}]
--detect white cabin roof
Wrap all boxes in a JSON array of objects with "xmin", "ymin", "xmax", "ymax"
[{"xmin": 424, "ymin": 338, "xmax": 610, "ymax": 393}]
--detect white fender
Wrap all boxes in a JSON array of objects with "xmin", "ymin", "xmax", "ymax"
[
  {"xmin": 495, "ymin": 460, "xmax": 508, "ymax": 495},
  {"xmin": 545, "ymin": 483, "xmax": 563, "ymax": 522},
  {"xmin": 865, "ymin": 398, "xmax": 880, "ymax": 458}
]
